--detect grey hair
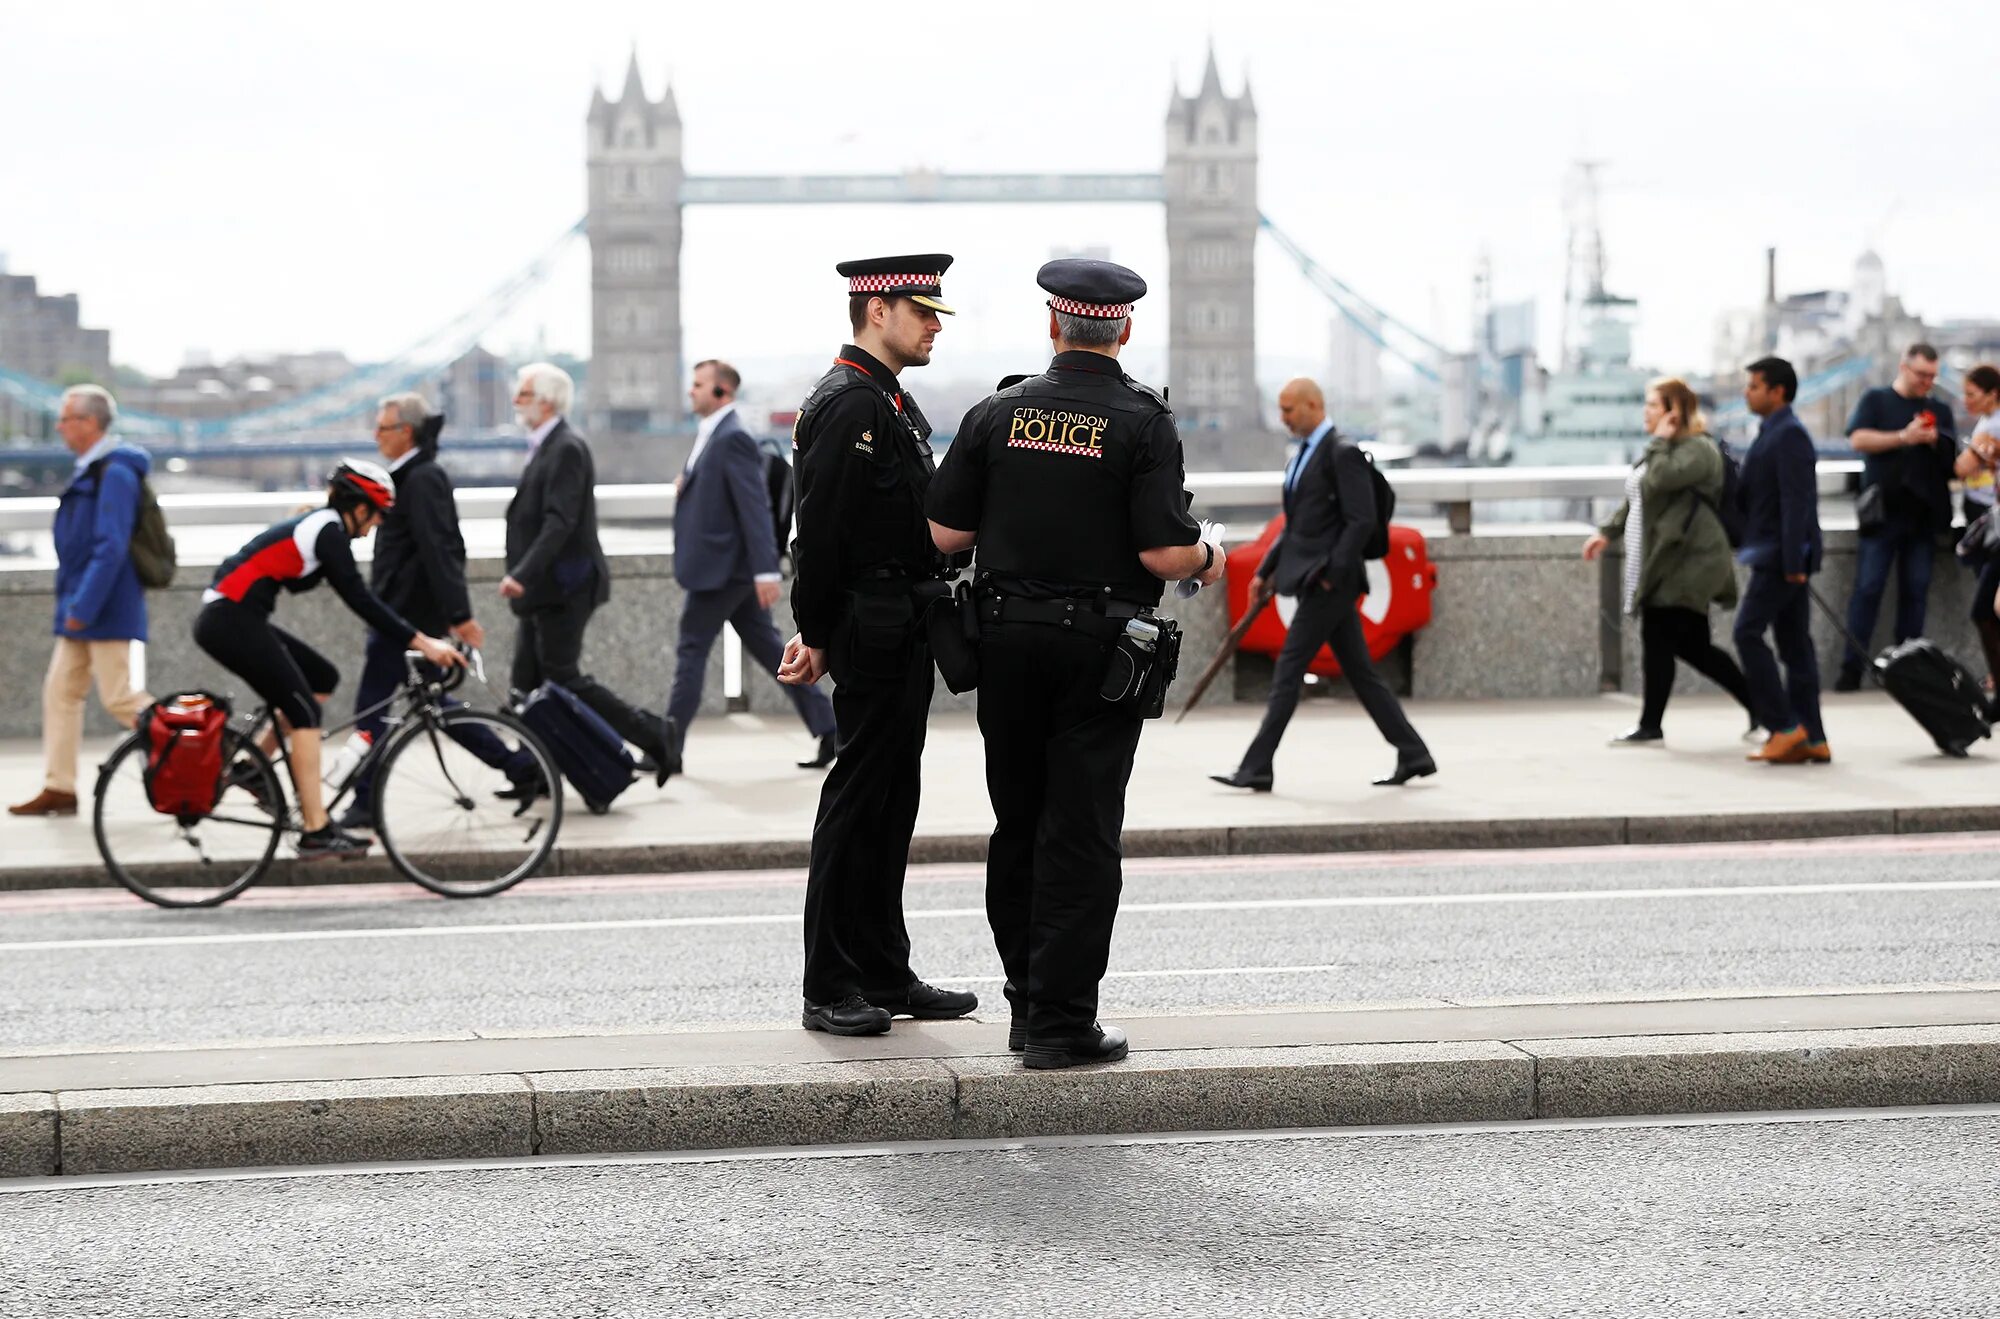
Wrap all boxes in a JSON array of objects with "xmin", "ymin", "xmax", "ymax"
[
  {"xmin": 378, "ymin": 391, "xmax": 432, "ymax": 429},
  {"xmin": 1053, "ymin": 310, "xmax": 1128, "ymax": 348},
  {"xmin": 62, "ymin": 384, "xmax": 117, "ymax": 430},
  {"xmin": 516, "ymin": 362, "xmax": 574, "ymax": 416}
]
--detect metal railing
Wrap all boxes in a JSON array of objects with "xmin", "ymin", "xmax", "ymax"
[{"xmin": 0, "ymin": 464, "xmax": 1866, "ymax": 538}]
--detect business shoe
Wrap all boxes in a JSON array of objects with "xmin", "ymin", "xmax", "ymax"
[
  {"xmin": 1833, "ymin": 666, "xmax": 1863, "ymax": 693},
  {"xmin": 1209, "ymin": 770, "xmax": 1274, "ymax": 792},
  {"xmin": 493, "ymin": 771, "xmax": 549, "ymax": 803},
  {"xmin": 1747, "ymin": 726, "xmax": 1809, "ymax": 763},
  {"xmin": 652, "ymin": 715, "xmax": 683, "ymax": 787},
  {"xmin": 798, "ymin": 733, "xmax": 837, "ymax": 770},
  {"xmin": 801, "ymin": 995, "xmax": 893, "ymax": 1036},
  {"xmin": 1796, "ymin": 740, "xmax": 1833, "ymax": 764},
  {"xmin": 1024, "ymin": 1023, "xmax": 1129, "ymax": 1070},
  {"xmin": 864, "ymin": 979, "xmax": 978, "ymax": 1019},
  {"xmin": 1609, "ymin": 726, "xmax": 1664, "ymax": 745},
  {"xmin": 8, "ymin": 788, "xmax": 77, "ymax": 817},
  {"xmin": 1373, "ymin": 754, "xmax": 1438, "ymax": 786}
]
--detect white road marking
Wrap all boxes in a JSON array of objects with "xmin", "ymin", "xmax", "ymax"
[
  {"xmin": 6, "ymin": 1102, "xmax": 1997, "ymax": 1195},
  {"xmin": 6, "ymin": 877, "xmax": 2000, "ymax": 954}
]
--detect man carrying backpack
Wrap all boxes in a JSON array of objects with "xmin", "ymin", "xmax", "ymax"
[
  {"xmin": 11, "ymin": 385, "xmax": 155, "ymax": 818},
  {"xmin": 1211, "ymin": 377, "xmax": 1436, "ymax": 791}
]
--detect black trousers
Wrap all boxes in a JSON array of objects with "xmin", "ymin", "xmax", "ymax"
[
  {"xmin": 349, "ymin": 629, "xmax": 534, "ymax": 806},
  {"xmin": 509, "ymin": 594, "xmax": 665, "ymax": 760},
  {"xmin": 800, "ymin": 634, "xmax": 933, "ymax": 1003},
  {"xmin": 1239, "ymin": 586, "xmax": 1426, "ymax": 776},
  {"xmin": 1732, "ymin": 568, "xmax": 1824, "ymax": 744},
  {"xmin": 977, "ymin": 623, "xmax": 1142, "ymax": 1038},
  {"xmin": 1970, "ymin": 555, "xmax": 2000, "ymax": 687},
  {"xmin": 1638, "ymin": 606, "xmax": 1754, "ymax": 732}
]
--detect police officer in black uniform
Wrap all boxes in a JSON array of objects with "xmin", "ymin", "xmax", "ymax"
[
  {"xmin": 778, "ymin": 254, "xmax": 979, "ymax": 1036},
  {"xmin": 926, "ymin": 259, "xmax": 1224, "ymax": 1068}
]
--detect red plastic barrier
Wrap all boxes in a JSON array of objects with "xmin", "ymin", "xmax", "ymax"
[{"xmin": 1225, "ymin": 518, "xmax": 1438, "ymax": 677}]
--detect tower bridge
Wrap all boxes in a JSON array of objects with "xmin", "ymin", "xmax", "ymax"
[{"xmin": 585, "ymin": 47, "xmax": 1258, "ymax": 436}]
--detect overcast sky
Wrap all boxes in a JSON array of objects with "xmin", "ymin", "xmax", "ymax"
[{"xmin": 4, "ymin": 0, "xmax": 1995, "ymax": 395}]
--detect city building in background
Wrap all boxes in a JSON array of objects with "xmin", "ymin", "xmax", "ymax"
[{"xmin": 0, "ymin": 259, "xmax": 113, "ymax": 445}]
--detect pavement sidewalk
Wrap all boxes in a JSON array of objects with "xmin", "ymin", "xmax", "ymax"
[
  {"xmin": 6, "ymin": 987, "xmax": 1998, "ymax": 1179},
  {"xmin": 6, "ymin": 692, "xmax": 1998, "ymax": 890}
]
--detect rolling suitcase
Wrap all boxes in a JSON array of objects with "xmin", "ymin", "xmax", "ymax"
[
  {"xmin": 517, "ymin": 682, "xmax": 637, "ymax": 813},
  {"xmin": 1809, "ymin": 586, "xmax": 1992, "ymax": 758}
]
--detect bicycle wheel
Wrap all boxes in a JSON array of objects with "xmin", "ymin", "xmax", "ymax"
[
  {"xmin": 372, "ymin": 706, "xmax": 562, "ymax": 898},
  {"xmin": 93, "ymin": 726, "xmax": 285, "ymax": 908}
]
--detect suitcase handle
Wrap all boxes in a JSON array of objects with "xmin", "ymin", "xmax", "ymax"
[{"xmin": 1805, "ymin": 582, "xmax": 1884, "ymax": 689}]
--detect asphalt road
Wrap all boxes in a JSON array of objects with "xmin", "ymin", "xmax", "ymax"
[
  {"xmin": 3, "ymin": 833, "xmax": 1998, "ymax": 1052},
  {"xmin": 5, "ymin": 1107, "xmax": 1997, "ymax": 1317}
]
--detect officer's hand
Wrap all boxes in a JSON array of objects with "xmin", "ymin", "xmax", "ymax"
[
  {"xmin": 450, "ymin": 619, "xmax": 487, "ymax": 650},
  {"xmin": 1197, "ymin": 541, "xmax": 1226, "ymax": 587},
  {"xmin": 778, "ymin": 634, "xmax": 827, "ymax": 685},
  {"xmin": 1251, "ymin": 575, "xmax": 1271, "ymax": 600},
  {"xmin": 498, "ymin": 576, "xmax": 526, "ymax": 600},
  {"xmin": 756, "ymin": 579, "xmax": 783, "ymax": 610}
]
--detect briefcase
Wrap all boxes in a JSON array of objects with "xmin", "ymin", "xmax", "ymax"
[{"xmin": 518, "ymin": 682, "xmax": 637, "ymax": 814}]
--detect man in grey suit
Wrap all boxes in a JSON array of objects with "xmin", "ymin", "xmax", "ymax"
[
  {"xmin": 668, "ymin": 359, "xmax": 837, "ymax": 769},
  {"xmin": 1212, "ymin": 378, "xmax": 1435, "ymax": 791}
]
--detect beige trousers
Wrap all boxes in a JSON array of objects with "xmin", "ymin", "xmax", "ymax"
[{"xmin": 42, "ymin": 638, "xmax": 152, "ymax": 795}]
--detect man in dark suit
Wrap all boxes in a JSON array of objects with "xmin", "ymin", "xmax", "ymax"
[
  {"xmin": 1213, "ymin": 377, "xmax": 1434, "ymax": 791},
  {"xmin": 1734, "ymin": 356, "xmax": 1830, "ymax": 764},
  {"xmin": 340, "ymin": 391, "xmax": 535, "ymax": 828},
  {"xmin": 501, "ymin": 362, "xmax": 678, "ymax": 782},
  {"xmin": 668, "ymin": 359, "xmax": 837, "ymax": 768}
]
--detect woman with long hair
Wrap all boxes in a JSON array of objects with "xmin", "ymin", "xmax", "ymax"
[{"xmin": 1583, "ymin": 377, "xmax": 1756, "ymax": 743}]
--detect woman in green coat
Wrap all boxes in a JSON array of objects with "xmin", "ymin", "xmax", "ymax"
[{"xmin": 1583, "ymin": 376, "xmax": 1756, "ymax": 744}]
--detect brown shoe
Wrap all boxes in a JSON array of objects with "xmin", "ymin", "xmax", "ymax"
[
  {"xmin": 1747, "ymin": 727, "xmax": 1809, "ymax": 763},
  {"xmin": 1792, "ymin": 741, "xmax": 1833, "ymax": 765},
  {"xmin": 8, "ymin": 789, "xmax": 78, "ymax": 816}
]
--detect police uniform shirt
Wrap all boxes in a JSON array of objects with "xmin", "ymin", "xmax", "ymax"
[
  {"xmin": 790, "ymin": 344, "xmax": 939, "ymax": 649},
  {"xmin": 928, "ymin": 350, "xmax": 1199, "ymax": 606}
]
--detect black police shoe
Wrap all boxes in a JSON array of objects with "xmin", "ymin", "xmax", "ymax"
[
  {"xmin": 798, "ymin": 733, "xmax": 837, "ymax": 770},
  {"xmin": 801, "ymin": 995, "xmax": 892, "ymax": 1036},
  {"xmin": 865, "ymin": 980, "xmax": 978, "ymax": 1019},
  {"xmin": 1008, "ymin": 1022, "xmax": 1026, "ymax": 1052},
  {"xmin": 1023, "ymin": 1023, "xmax": 1129, "ymax": 1070}
]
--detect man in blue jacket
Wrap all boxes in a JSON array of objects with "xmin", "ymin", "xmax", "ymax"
[
  {"xmin": 1733, "ymin": 357, "xmax": 1829, "ymax": 765},
  {"xmin": 10, "ymin": 386, "xmax": 154, "ymax": 817},
  {"xmin": 667, "ymin": 359, "xmax": 836, "ymax": 769}
]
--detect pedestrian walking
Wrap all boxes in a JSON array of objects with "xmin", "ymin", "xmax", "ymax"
[
  {"xmin": 1211, "ymin": 378, "xmax": 1434, "ymax": 791},
  {"xmin": 927, "ymin": 258, "xmax": 1223, "ymax": 1069},
  {"xmin": 1951, "ymin": 363, "xmax": 2000, "ymax": 707},
  {"xmin": 1836, "ymin": 343, "xmax": 1957, "ymax": 690},
  {"xmin": 338, "ymin": 392, "xmax": 538, "ymax": 831},
  {"xmin": 777, "ymin": 255, "xmax": 975, "ymax": 1036},
  {"xmin": 10, "ymin": 386, "xmax": 154, "ymax": 818},
  {"xmin": 1582, "ymin": 376, "xmax": 1756, "ymax": 744},
  {"xmin": 1734, "ymin": 357, "xmax": 1830, "ymax": 764},
  {"xmin": 667, "ymin": 359, "xmax": 837, "ymax": 771},
  {"xmin": 501, "ymin": 363, "xmax": 679, "ymax": 783}
]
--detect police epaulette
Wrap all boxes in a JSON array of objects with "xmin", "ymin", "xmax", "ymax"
[
  {"xmin": 994, "ymin": 373, "xmax": 1032, "ymax": 391},
  {"xmin": 1120, "ymin": 373, "xmax": 1172, "ymax": 411}
]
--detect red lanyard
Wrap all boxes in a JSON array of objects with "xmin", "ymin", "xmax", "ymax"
[{"xmin": 834, "ymin": 357, "xmax": 901, "ymax": 412}]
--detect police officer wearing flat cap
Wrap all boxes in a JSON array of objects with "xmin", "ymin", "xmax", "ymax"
[
  {"xmin": 927, "ymin": 259, "xmax": 1224, "ymax": 1068},
  {"xmin": 778, "ymin": 254, "xmax": 978, "ymax": 1036}
]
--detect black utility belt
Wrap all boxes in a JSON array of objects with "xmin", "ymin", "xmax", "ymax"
[{"xmin": 977, "ymin": 594, "xmax": 1148, "ymax": 642}]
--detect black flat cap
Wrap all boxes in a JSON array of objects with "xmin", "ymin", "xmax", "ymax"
[
  {"xmin": 837, "ymin": 254, "xmax": 955, "ymax": 315},
  {"xmin": 1038, "ymin": 258, "xmax": 1146, "ymax": 318}
]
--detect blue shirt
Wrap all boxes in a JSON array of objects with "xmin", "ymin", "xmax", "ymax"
[{"xmin": 1284, "ymin": 418, "xmax": 1335, "ymax": 493}]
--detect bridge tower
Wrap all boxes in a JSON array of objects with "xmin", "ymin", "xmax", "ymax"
[
  {"xmin": 585, "ymin": 52, "xmax": 684, "ymax": 437},
  {"xmin": 1164, "ymin": 49, "xmax": 1259, "ymax": 432}
]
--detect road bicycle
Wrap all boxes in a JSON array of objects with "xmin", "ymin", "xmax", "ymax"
[{"xmin": 91, "ymin": 648, "xmax": 563, "ymax": 907}]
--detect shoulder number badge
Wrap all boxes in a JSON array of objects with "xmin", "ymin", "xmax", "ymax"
[{"xmin": 854, "ymin": 429, "xmax": 875, "ymax": 455}]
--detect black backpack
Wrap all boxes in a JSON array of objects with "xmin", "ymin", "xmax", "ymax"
[
  {"xmin": 1334, "ymin": 439, "xmax": 1397, "ymax": 560},
  {"xmin": 1682, "ymin": 437, "xmax": 1746, "ymax": 549},
  {"xmin": 758, "ymin": 434, "xmax": 795, "ymax": 569}
]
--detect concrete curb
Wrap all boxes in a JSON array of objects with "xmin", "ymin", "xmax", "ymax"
[
  {"xmin": 7, "ymin": 1022, "xmax": 1999, "ymax": 1180},
  {"xmin": 15, "ymin": 803, "xmax": 2000, "ymax": 893}
]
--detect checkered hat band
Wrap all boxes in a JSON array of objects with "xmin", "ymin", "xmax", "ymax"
[
  {"xmin": 848, "ymin": 274, "xmax": 941, "ymax": 294},
  {"xmin": 1048, "ymin": 295, "xmax": 1130, "ymax": 319}
]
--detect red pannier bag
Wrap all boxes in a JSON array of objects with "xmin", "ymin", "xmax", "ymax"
[{"xmin": 138, "ymin": 691, "xmax": 232, "ymax": 819}]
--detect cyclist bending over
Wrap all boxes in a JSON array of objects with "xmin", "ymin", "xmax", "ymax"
[{"xmin": 194, "ymin": 459, "xmax": 463, "ymax": 859}]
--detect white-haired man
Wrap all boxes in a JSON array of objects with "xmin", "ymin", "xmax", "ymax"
[
  {"xmin": 12, "ymin": 386, "xmax": 155, "ymax": 817},
  {"xmin": 501, "ymin": 364, "xmax": 678, "ymax": 780}
]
